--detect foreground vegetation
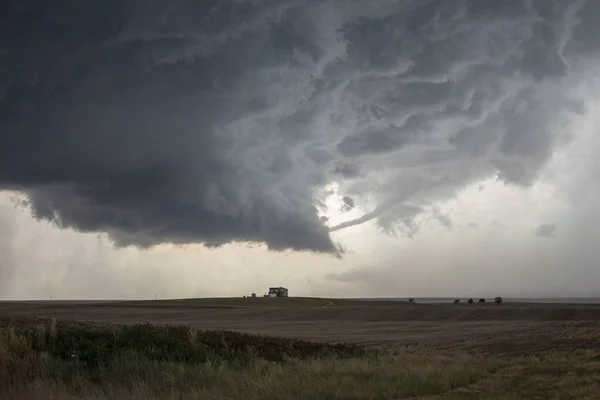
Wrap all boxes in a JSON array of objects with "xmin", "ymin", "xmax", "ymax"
[
  {"xmin": 0, "ymin": 319, "xmax": 504, "ymax": 400},
  {"xmin": 1, "ymin": 318, "xmax": 599, "ymax": 399}
]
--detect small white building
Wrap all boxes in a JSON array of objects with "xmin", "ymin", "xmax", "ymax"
[{"xmin": 268, "ymin": 287, "xmax": 288, "ymax": 297}]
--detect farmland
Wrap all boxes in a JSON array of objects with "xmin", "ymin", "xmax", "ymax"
[{"xmin": 2, "ymin": 297, "xmax": 600, "ymax": 399}]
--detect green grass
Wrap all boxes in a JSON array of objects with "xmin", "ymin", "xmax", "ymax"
[
  {"xmin": 0, "ymin": 319, "xmax": 504, "ymax": 400},
  {"xmin": 422, "ymin": 351, "xmax": 600, "ymax": 400},
  {"xmin": 24, "ymin": 321, "xmax": 368, "ymax": 367}
]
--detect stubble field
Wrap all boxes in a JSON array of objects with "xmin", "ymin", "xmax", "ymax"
[{"xmin": 2, "ymin": 297, "xmax": 600, "ymax": 399}]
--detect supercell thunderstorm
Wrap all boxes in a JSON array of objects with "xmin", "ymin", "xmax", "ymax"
[{"xmin": 0, "ymin": 0, "xmax": 599, "ymax": 254}]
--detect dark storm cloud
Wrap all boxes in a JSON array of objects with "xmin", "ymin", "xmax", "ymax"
[{"xmin": 0, "ymin": 0, "xmax": 598, "ymax": 252}]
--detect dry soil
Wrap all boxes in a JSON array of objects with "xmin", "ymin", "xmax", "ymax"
[{"xmin": 2, "ymin": 297, "xmax": 600, "ymax": 357}]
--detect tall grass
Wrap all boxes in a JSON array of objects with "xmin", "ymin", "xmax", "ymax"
[{"xmin": 0, "ymin": 321, "xmax": 502, "ymax": 400}]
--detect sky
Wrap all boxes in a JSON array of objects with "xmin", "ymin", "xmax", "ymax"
[{"xmin": 1, "ymin": 0, "xmax": 600, "ymax": 300}]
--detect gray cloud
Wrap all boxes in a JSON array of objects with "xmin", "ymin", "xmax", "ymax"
[
  {"xmin": 432, "ymin": 207, "xmax": 453, "ymax": 230},
  {"xmin": 0, "ymin": 201, "xmax": 16, "ymax": 295},
  {"xmin": 340, "ymin": 196, "xmax": 355, "ymax": 212},
  {"xmin": 325, "ymin": 108, "xmax": 600, "ymax": 298},
  {"xmin": 331, "ymin": 161, "xmax": 361, "ymax": 179},
  {"xmin": 1, "ymin": 0, "xmax": 598, "ymax": 253},
  {"xmin": 535, "ymin": 223, "xmax": 557, "ymax": 238}
]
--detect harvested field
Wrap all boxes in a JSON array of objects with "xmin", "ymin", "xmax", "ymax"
[
  {"xmin": 2, "ymin": 298, "xmax": 600, "ymax": 399},
  {"xmin": 3, "ymin": 297, "xmax": 600, "ymax": 356}
]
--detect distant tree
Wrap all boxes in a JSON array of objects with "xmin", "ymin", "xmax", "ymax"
[
  {"xmin": 494, "ymin": 296, "xmax": 503, "ymax": 305},
  {"xmin": 478, "ymin": 298, "xmax": 485, "ymax": 303},
  {"xmin": 408, "ymin": 298, "xmax": 415, "ymax": 304},
  {"xmin": 467, "ymin": 298, "xmax": 474, "ymax": 304},
  {"xmin": 454, "ymin": 299, "xmax": 460, "ymax": 304}
]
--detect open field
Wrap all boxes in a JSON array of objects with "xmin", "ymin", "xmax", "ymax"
[
  {"xmin": 3, "ymin": 297, "xmax": 600, "ymax": 355},
  {"xmin": 2, "ymin": 297, "xmax": 600, "ymax": 399}
]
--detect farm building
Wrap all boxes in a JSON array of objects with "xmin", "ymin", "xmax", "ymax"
[{"xmin": 268, "ymin": 287, "xmax": 288, "ymax": 297}]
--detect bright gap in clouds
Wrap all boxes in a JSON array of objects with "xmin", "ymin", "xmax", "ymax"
[
  {"xmin": 321, "ymin": 170, "xmax": 562, "ymax": 243},
  {"xmin": 326, "ymin": 77, "xmax": 600, "ymax": 299}
]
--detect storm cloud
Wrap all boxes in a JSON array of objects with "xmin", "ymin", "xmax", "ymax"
[{"xmin": 1, "ymin": 0, "xmax": 599, "ymax": 253}]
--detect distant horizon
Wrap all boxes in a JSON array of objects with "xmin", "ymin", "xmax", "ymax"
[{"xmin": 3, "ymin": 296, "xmax": 600, "ymax": 304}]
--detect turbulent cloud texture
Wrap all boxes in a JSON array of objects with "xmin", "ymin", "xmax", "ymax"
[{"xmin": 1, "ymin": 0, "xmax": 599, "ymax": 253}]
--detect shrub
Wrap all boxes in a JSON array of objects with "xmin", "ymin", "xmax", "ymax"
[
  {"xmin": 453, "ymin": 299, "xmax": 460, "ymax": 304},
  {"xmin": 494, "ymin": 296, "xmax": 503, "ymax": 305},
  {"xmin": 467, "ymin": 298, "xmax": 473, "ymax": 304},
  {"xmin": 478, "ymin": 298, "xmax": 485, "ymax": 303},
  {"xmin": 408, "ymin": 298, "xmax": 416, "ymax": 304}
]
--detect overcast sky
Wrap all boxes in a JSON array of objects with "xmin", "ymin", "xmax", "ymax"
[{"xmin": 1, "ymin": 0, "xmax": 600, "ymax": 300}]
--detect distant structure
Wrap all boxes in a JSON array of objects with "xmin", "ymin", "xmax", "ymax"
[
  {"xmin": 251, "ymin": 293, "xmax": 256, "ymax": 298},
  {"xmin": 268, "ymin": 287, "xmax": 288, "ymax": 298}
]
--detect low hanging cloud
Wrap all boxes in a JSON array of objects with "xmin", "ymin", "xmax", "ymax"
[{"xmin": 1, "ymin": 0, "xmax": 599, "ymax": 253}]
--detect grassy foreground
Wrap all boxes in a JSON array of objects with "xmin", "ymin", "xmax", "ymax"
[
  {"xmin": 0, "ymin": 319, "xmax": 505, "ymax": 400},
  {"xmin": 1, "ymin": 319, "xmax": 600, "ymax": 399}
]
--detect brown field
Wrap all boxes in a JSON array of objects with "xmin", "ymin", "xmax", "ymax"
[
  {"xmin": 3, "ymin": 297, "xmax": 600, "ymax": 355},
  {"xmin": 2, "ymin": 297, "xmax": 600, "ymax": 399}
]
